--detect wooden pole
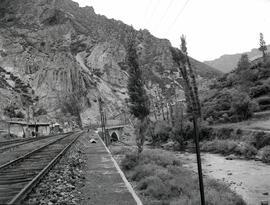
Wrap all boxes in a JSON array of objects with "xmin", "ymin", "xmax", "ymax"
[
  {"xmin": 98, "ymin": 97, "xmax": 105, "ymax": 144},
  {"xmin": 192, "ymin": 114, "xmax": 205, "ymax": 205}
]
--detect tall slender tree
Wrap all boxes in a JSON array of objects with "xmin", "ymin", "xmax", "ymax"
[
  {"xmin": 126, "ymin": 34, "xmax": 150, "ymax": 153},
  {"xmin": 259, "ymin": 32, "xmax": 267, "ymax": 59},
  {"xmin": 170, "ymin": 37, "xmax": 205, "ymax": 205},
  {"xmin": 181, "ymin": 35, "xmax": 201, "ymax": 117}
]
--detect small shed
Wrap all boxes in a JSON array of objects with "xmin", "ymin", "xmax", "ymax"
[{"xmin": 8, "ymin": 121, "xmax": 50, "ymax": 138}]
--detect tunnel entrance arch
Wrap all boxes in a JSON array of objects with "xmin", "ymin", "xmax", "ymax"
[{"xmin": 111, "ymin": 132, "xmax": 119, "ymax": 142}]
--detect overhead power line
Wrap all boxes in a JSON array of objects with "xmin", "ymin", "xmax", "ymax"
[
  {"xmin": 144, "ymin": 0, "xmax": 153, "ymax": 21},
  {"xmin": 146, "ymin": 0, "xmax": 161, "ymax": 29},
  {"xmin": 154, "ymin": 0, "xmax": 175, "ymax": 32},
  {"xmin": 167, "ymin": 0, "xmax": 191, "ymax": 34}
]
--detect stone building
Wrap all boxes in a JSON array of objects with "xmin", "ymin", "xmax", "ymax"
[{"xmin": 8, "ymin": 121, "xmax": 50, "ymax": 137}]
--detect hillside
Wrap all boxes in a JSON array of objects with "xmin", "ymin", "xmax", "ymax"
[
  {"xmin": 0, "ymin": 0, "xmax": 220, "ymax": 126},
  {"xmin": 202, "ymin": 55, "xmax": 270, "ymax": 123},
  {"xmin": 204, "ymin": 45, "xmax": 270, "ymax": 73}
]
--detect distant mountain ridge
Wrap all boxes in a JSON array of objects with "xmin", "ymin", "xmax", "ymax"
[{"xmin": 204, "ymin": 45, "xmax": 270, "ymax": 73}]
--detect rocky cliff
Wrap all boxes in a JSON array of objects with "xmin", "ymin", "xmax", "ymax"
[{"xmin": 0, "ymin": 0, "xmax": 220, "ymax": 126}]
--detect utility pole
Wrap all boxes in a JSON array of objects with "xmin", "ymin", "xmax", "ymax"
[
  {"xmin": 171, "ymin": 39, "xmax": 205, "ymax": 205},
  {"xmin": 98, "ymin": 97, "xmax": 107, "ymax": 146},
  {"xmin": 166, "ymin": 102, "xmax": 170, "ymax": 122},
  {"xmin": 169, "ymin": 101, "xmax": 174, "ymax": 126}
]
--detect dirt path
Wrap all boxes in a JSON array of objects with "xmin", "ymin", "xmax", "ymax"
[{"xmin": 79, "ymin": 132, "xmax": 141, "ymax": 205}]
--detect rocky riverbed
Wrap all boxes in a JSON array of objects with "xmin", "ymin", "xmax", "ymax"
[{"xmin": 177, "ymin": 152, "xmax": 270, "ymax": 205}]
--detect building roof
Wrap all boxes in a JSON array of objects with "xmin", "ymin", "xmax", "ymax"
[{"xmin": 7, "ymin": 121, "xmax": 50, "ymax": 126}]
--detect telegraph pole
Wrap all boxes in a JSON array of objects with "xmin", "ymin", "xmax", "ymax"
[
  {"xmin": 192, "ymin": 113, "xmax": 205, "ymax": 205},
  {"xmin": 98, "ymin": 97, "xmax": 107, "ymax": 146}
]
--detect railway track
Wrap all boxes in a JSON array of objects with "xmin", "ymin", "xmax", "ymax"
[
  {"xmin": 0, "ymin": 133, "xmax": 66, "ymax": 148},
  {"xmin": 0, "ymin": 133, "xmax": 70, "ymax": 153},
  {"xmin": 0, "ymin": 131, "xmax": 83, "ymax": 205}
]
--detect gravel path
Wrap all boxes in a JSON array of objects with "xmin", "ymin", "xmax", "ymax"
[{"xmin": 78, "ymin": 131, "xmax": 139, "ymax": 205}]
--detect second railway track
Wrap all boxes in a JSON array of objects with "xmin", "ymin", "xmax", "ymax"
[{"xmin": 0, "ymin": 131, "xmax": 83, "ymax": 205}]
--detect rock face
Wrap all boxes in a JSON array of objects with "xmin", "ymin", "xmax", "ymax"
[{"xmin": 0, "ymin": 0, "xmax": 220, "ymax": 126}]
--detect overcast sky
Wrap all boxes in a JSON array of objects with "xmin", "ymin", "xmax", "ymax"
[{"xmin": 73, "ymin": 0, "xmax": 270, "ymax": 61}]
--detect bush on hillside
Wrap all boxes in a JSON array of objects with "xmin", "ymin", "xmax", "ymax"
[
  {"xmin": 201, "ymin": 140, "xmax": 238, "ymax": 155},
  {"xmin": 151, "ymin": 120, "xmax": 171, "ymax": 143},
  {"xmin": 170, "ymin": 120, "xmax": 193, "ymax": 145},
  {"xmin": 170, "ymin": 121, "xmax": 211, "ymax": 147},
  {"xmin": 4, "ymin": 105, "xmax": 25, "ymax": 119},
  {"xmin": 202, "ymin": 88, "xmax": 235, "ymax": 122},
  {"xmin": 249, "ymin": 84, "xmax": 270, "ymax": 98},
  {"xmin": 261, "ymin": 146, "xmax": 270, "ymax": 163},
  {"xmin": 121, "ymin": 152, "xmax": 139, "ymax": 170},
  {"xmin": 201, "ymin": 140, "xmax": 257, "ymax": 158},
  {"xmin": 230, "ymin": 91, "xmax": 259, "ymax": 121},
  {"xmin": 252, "ymin": 132, "xmax": 270, "ymax": 149},
  {"xmin": 34, "ymin": 107, "xmax": 47, "ymax": 116},
  {"xmin": 234, "ymin": 142, "xmax": 258, "ymax": 158}
]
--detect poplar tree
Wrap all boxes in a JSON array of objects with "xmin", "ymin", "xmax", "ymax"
[
  {"xmin": 126, "ymin": 35, "xmax": 149, "ymax": 153},
  {"xmin": 170, "ymin": 36, "xmax": 205, "ymax": 205},
  {"xmin": 181, "ymin": 35, "xmax": 201, "ymax": 117},
  {"xmin": 259, "ymin": 32, "xmax": 267, "ymax": 59}
]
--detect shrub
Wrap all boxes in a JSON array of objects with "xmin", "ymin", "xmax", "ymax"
[
  {"xmin": 234, "ymin": 142, "xmax": 258, "ymax": 158},
  {"xmin": 131, "ymin": 164, "xmax": 161, "ymax": 181},
  {"xmin": 4, "ymin": 105, "xmax": 17, "ymax": 118},
  {"xmin": 121, "ymin": 152, "xmax": 138, "ymax": 170},
  {"xmin": 205, "ymin": 180, "xmax": 246, "ymax": 205},
  {"xmin": 252, "ymin": 132, "xmax": 270, "ymax": 149},
  {"xmin": 249, "ymin": 84, "xmax": 270, "ymax": 98},
  {"xmin": 120, "ymin": 149, "xmax": 246, "ymax": 204},
  {"xmin": 34, "ymin": 107, "xmax": 47, "ymax": 116},
  {"xmin": 140, "ymin": 149, "xmax": 181, "ymax": 167},
  {"xmin": 138, "ymin": 175, "xmax": 171, "ymax": 199},
  {"xmin": 111, "ymin": 146, "xmax": 133, "ymax": 155},
  {"xmin": 201, "ymin": 140, "xmax": 257, "ymax": 158},
  {"xmin": 152, "ymin": 121, "xmax": 171, "ymax": 143},
  {"xmin": 170, "ymin": 121, "xmax": 193, "ymax": 143},
  {"xmin": 4, "ymin": 105, "xmax": 25, "ymax": 119},
  {"xmin": 15, "ymin": 111, "xmax": 25, "ymax": 118},
  {"xmin": 230, "ymin": 91, "xmax": 258, "ymax": 121},
  {"xmin": 261, "ymin": 146, "xmax": 270, "ymax": 163},
  {"xmin": 202, "ymin": 88, "xmax": 235, "ymax": 122},
  {"xmin": 201, "ymin": 140, "xmax": 238, "ymax": 155}
]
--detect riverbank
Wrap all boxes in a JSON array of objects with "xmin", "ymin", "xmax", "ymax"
[
  {"xmin": 110, "ymin": 139, "xmax": 246, "ymax": 205},
  {"xmin": 177, "ymin": 152, "xmax": 270, "ymax": 205},
  {"xmin": 199, "ymin": 127, "xmax": 270, "ymax": 163}
]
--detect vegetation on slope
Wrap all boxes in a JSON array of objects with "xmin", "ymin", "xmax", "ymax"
[{"xmin": 202, "ymin": 54, "xmax": 270, "ymax": 124}]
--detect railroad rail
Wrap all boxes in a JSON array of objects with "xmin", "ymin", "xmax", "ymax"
[
  {"xmin": 0, "ymin": 133, "xmax": 69, "ymax": 148},
  {"xmin": 0, "ymin": 131, "xmax": 83, "ymax": 205},
  {"xmin": 0, "ymin": 133, "xmax": 72, "ymax": 153}
]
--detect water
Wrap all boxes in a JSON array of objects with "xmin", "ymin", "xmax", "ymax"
[{"xmin": 177, "ymin": 152, "xmax": 270, "ymax": 205}]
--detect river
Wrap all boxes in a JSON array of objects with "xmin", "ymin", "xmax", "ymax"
[{"xmin": 176, "ymin": 152, "xmax": 270, "ymax": 205}]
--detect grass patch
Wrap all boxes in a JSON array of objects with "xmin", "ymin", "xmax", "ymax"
[{"xmin": 121, "ymin": 149, "xmax": 246, "ymax": 205}]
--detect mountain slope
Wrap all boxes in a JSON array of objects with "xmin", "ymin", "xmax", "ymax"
[
  {"xmin": 204, "ymin": 45, "xmax": 270, "ymax": 73},
  {"xmin": 0, "ymin": 0, "xmax": 220, "ymax": 126}
]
